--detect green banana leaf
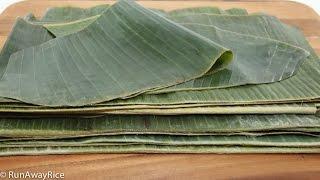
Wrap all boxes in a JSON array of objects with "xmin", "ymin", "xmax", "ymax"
[
  {"xmin": 2, "ymin": 134, "xmax": 320, "ymax": 147},
  {"xmin": 38, "ymin": 6, "xmax": 245, "ymax": 35},
  {"xmin": 0, "ymin": 0, "xmax": 232, "ymax": 106},
  {"xmin": 225, "ymin": 8, "xmax": 249, "ymax": 15},
  {"xmin": 27, "ymin": 3, "xmax": 320, "ymax": 107},
  {"xmin": 0, "ymin": 18, "xmax": 54, "ymax": 77},
  {"xmin": 38, "ymin": 7, "xmax": 166, "ymax": 37},
  {"xmin": 105, "ymin": 8, "xmax": 320, "ymax": 105},
  {"xmin": 81, "ymin": 103, "xmax": 317, "ymax": 115},
  {"xmin": 168, "ymin": 7, "xmax": 248, "ymax": 16},
  {"xmin": 0, "ymin": 103, "xmax": 316, "ymax": 115},
  {"xmin": 107, "ymin": 56, "xmax": 320, "ymax": 105},
  {"xmin": 41, "ymin": 4, "xmax": 110, "ymax": 23},
  {"xmin": 36, "ymin": 5, "xmax": 314, "ymax": 95},
  {"xmin": 1, "ymin": 145, "xmax": 319, "ymax": 156},
  {"xmin": 1, "ymin": 2, "xmax": 320, "ymax": 155},
  {"xmin": 35, "ymin": 5, "xmax": 311, "ymax": 93},
  {"xmin": 169, "ymin": 7, "xmax": 228, "ymax": 16},
  {"xmin": 41, "ymin": 15, "xmax": 101, "ymax": 37},
  {"xmin": 288, "ymin": 127, "xmax": 320, "ymax": 132},
  {"xmin": 41, "ymin": 13, "xmax": 309, "ymax": 92},
  {"xmin": 0, "ymin": 2, "xmax": 316, "ymax": 106},
  {"xmin": 1, "ymin": 114, "xmax": 319, "ymax": 138}
]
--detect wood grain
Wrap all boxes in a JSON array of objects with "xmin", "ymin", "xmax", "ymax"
[
  {"xmin": 1, "ymin": 154, "xmax": 320, "ymax": 179},
  {"xmin": 0, "ymin": 1, "xmax": 320, "ymax": 179}
]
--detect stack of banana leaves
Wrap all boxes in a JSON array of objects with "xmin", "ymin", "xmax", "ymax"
[{"xmin": 1, "ymin": 0, "xmax": 320, "ymax": 155}]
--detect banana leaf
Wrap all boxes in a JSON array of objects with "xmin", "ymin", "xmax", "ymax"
[
  {"xmin": 36, "ymin": 5, "xmax": 314, "ymax": 95},
  {"xmin": 35, "ymin": 5, "xmax": 311, "ymax": 93},
  {"xmin": 38, "ymin": 6, "xmax": 244, "ymax": 35},
  {"xmin": 0, "ymin": 2, "xmax": 316, "ymax": 106},
  {"xmin": 22, "ymin": 3, "xmax": 320, "ymax": 107},
  {"xmin": 41, "ymin": 4, "xmax": 110, "ymax": 23},
  {"xmin": 168, "ymin": 7, "xmax": 229, "ymax": 16},
  {"xmin": 0, "ymin": 0, "xmax": 232, "ymax": 106},
  {"xmin": 41, "ymin": 13, "xmax": 309, "ymax": 91},
  {"xmin": 0, "ymin": 103, "xmax": 316, "ymax": 115},
  {"xmin": 2, "ymin": 134, "xmax": 320, "ymax": 147},
  {"xmin": 0, "ymin": 18, "xmax": 54, "ymax": 77},
  {"xmin": 1, "ymin": 145, "xmax": 319, "ymax": 156},
  {"xmin": 225, "ymin": 8, "xmax": 249, "ymax": 15},
  {"xmin": 1, "ymin": 114, "xmax": 319, "ymax": 138},
  {"xmin": 105, "ymin": 8, "xmax": 320, "ymax": 105},
  {"xmin": 107, "ymin": 57, "xmax": 320, "ymax": 105},
  {"xmin": 1, "ymin": 2, "xmax": 320, "ymax": 155},
  {"xmin": 168, "ymin": 7, "xmax": 248, "ymax": 16},
  {"xmin": 288, "ymin": 127, "xmax": 320, "ymax": 132}
]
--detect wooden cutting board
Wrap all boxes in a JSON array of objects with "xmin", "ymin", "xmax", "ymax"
[{"xmin": 0, "ymin": 0, "xmax": 320, "ymax": 179}]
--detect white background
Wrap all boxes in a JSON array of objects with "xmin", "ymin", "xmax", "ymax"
[{"xmin": 0, "ymin": 0, "xmax": 319, "ymax": 15}]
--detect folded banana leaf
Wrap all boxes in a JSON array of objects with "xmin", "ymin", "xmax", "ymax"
[
  {"xmin": 106, "ymin": 21, "xmax": 320, "ymax": 105},
  {"xmin": 0, "ymin": 103, "xmax": 316, "ymax": 115},
  {"xmin": 1, "ymin": 145, "xmax": 320, "ymax": 156},
  {"xmin": 33, "ymin": 5, "xmax": 316, "ymax": 96},
  {"xmin": 29, "ymin": 4, "xmax": 313, "ymax": 93},
  {"xmin": 75, "ymin": 104, "xmax": 317, "ymax": 115},
  {"xmin": 2, "ymin": 134, "xmax": 320, "ymax": 147},
  {"xmin": 0, "ymin": 18, "xmax": 54, "ymax": 77},
  {"xmin": 1, "ymin": 1, "xmax": 320, "ymax": 155},
  {"xmin": 0, "ymin": 0, "xmax": 232, "ymax": 106},
  {"xmin": 37, "ymin": 12, "xmax": 310, "ymax": 92},
  {"xmin": 289, "ymin": 127, "xmax": 320, "ymax": 132},
  {"xmin": 107, "ymin": 5, "xmax": 319, "ymax": 105},
  {"xmin": 1, "ymin": 114, "xmax": 319, "ymax": 138}
]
